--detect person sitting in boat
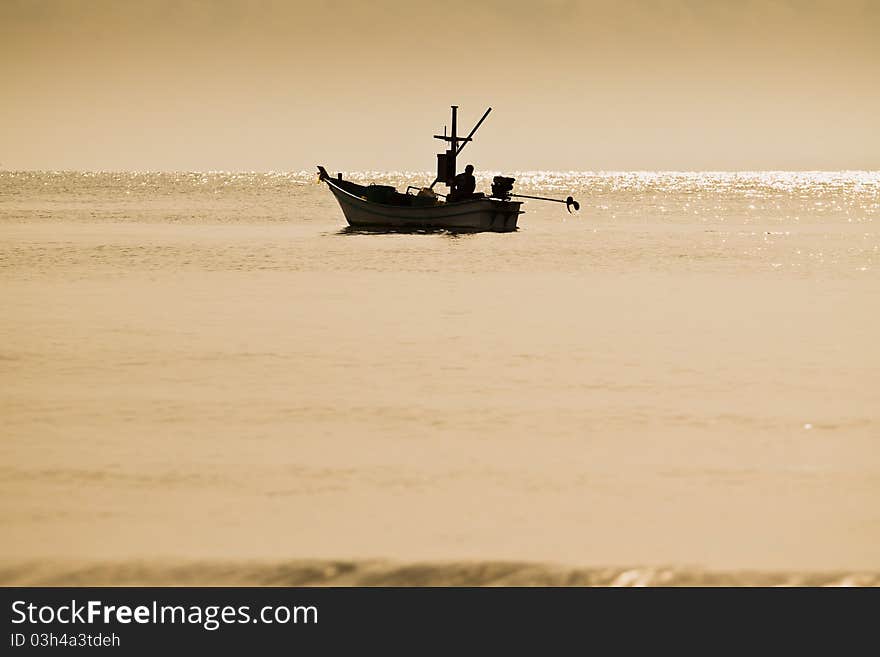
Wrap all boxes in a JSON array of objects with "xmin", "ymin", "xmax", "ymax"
[{"xmin": 449, "ymin": 164, "xmax": 477, "ymax": 202}]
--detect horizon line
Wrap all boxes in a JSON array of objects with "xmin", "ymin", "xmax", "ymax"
[{"xmin": 2, "ymin": 168, "xmax": 879, "ymax": 176}]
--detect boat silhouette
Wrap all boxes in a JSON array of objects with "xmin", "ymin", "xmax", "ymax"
[{"xmin": 318, "ymin": 106, "xmax": 578, "ymax": 233}]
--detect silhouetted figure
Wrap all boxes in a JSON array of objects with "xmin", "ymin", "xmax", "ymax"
[{"xmin": 450, "ymin": 164, "xmax": 476, "ymax": 202}]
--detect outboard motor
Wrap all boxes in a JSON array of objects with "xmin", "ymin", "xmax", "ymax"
[{"xmin": 491, "ymin": 176, "xmax": 516, "ymax": 200}]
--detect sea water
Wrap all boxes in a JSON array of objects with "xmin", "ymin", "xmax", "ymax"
[{"xmin": 1, "ymin": 171, "xmax": 878, "ymax": 584}]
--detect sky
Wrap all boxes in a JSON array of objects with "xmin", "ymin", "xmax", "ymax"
[{"xmin": 1, "ymin": 0, "xmax": 878, "ymax": 171}]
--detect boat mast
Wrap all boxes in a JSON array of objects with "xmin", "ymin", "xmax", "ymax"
[
  {"xmin": 432, "ymin": 105, "xmax": 480, "ymax": 190},
  {"xmin": 450, "ymin": 105, "xmax": 458, "ymax": 180}
]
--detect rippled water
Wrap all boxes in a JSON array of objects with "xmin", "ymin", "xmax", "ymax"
[{"xmin": 1, "ymin": 171, "xmax": 878, "ymax": 583}]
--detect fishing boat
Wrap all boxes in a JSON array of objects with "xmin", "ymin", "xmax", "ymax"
[{"xmin": 318, "ymin": 106, "xmax": 579, "ymax": 232}]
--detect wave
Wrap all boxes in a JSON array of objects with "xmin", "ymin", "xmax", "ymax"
[{"xmin": 1, "ymin": 560, "xmax": 877, "ymax": 586}]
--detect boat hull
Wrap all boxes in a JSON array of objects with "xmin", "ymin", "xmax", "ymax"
[{"xmin": 325, "ymin": 179, "xmax": 522, "ymax": 232}]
